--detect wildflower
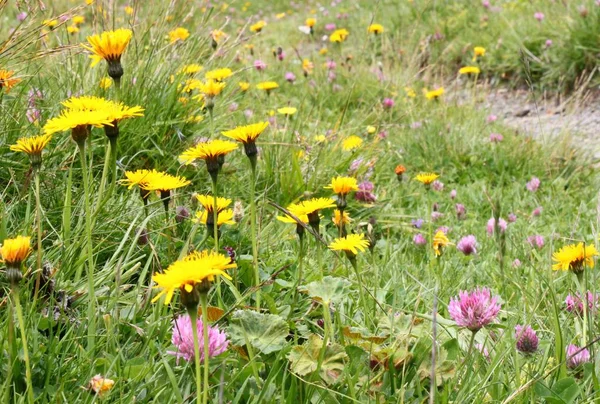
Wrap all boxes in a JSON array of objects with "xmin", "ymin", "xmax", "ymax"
[
  {"xmin": 431, "ymin": 211, "xmax": 443, "ymax": 222},
  {"xmin": 508, "ymin": 213, "xmax": 517, "ymax": 222},
  {"xmin": 486, "ymin": 217, "xmax": 507, "ymax": 235},
  {"xmin": 256, "ymin": 81, "xmax": 279, "ymax": 94},
  {"xmin": 515, "ymin": 325, "xmax": 538, "ymax": 355},
  {"xmin": 152, "ymin": 250, "xmax": 236, "ymax": 306},
  {"xmin": 169, "ymin": 27, "xmax": 190, "ymax": 43},
  {"xmin": 526, "ymin": 177, "xmax": 540, "ymax": 192},
  {"xmin": 513, "ymin": 259, "xmax": 522, "ymax": 268},
  {"xmin": 476, "ymin": 343, "xmax": 490, "ymax": 360},
  {"xmin": 254, "ymin": 60, "xmax": 266, "ymax": 71},
  {"xmin": 143, "ymin": 172, "xmax": 190, "ymax": 211},
  {"xmin": 545, "ymin": 39, "xmax": 553, "ymax": 48},
  {"xmin": 325, "ymin": 23, "xmax": 336, "ymax": 31},
  {"xmin": 532, "ymin": 206, "xmax": 542, "ymax": 217},
  {"xmin": 17, "ymin": 12, "xmax": 27, "ymax": 21},
  {"xmin": 325, "ymin": 176, "xmax": 358, "ymax": 211},
  {"xmin": 329, "ymin": 233, "xmax": 369, "ymax": 259},
  {"xmin": 566, "ymin": 345, "xmax": 590, "ymax": 369},
  {"xmin": 394, "ymin": 164, "xmax": 406, "ymax": 181},
  {"xmin": 176, "ymin": 206, "xmax": 190, "ymax": 223},
  {"xmin": 43, "ymin": 19, "xmax": 58, "ymax": 29},
  {"xmin": 425, "ymin": 88, "xmax": 444, "ymax": 100},
  {"xmin": 456, "ymin": 203, "xmax": 466, "ymax": 220},
  {"xmin": 489, "ymin": 133, "xmax": 503, "ymax": 142},
  {"xmin": 412, "ymin": 218, "xmax": 424, "ymax": 229},
  {"xmin": 329, "ymin": 28, "xmax": 349, "ymax": 42},
  {"xmin": 382, "ymin": 98, "xmax": 395, "ymax": 109},
  {"xmin": 332, "ymin": 209, "xmax": 351, "ymax": 227},
  {"xmin": 552, "ymin": 243, "xmax": 598, "ymax": 273},
  {"xmin": 366, "ymin": 125, "xmax": 376, "ymax": 134},
  {"xmin": 99, "ymin": 77, "xmax": 112, "ymax": 89},
  {"xmin": 368, "ymin": 24, "xmax": 384, "ymax": 34},
  {"xmin": 198, "ymin": 79, "xmax": 226, "ymax": 101},
  {"xmin": 355, "ymin": 181, "xmax": 376, "ymax": 204},
  {"xmin": 10, "ymin": 133, "xmax": 53, "ymax": 169},
  {"xmin": 450, "ymin": 189, "xmax": 457, "ymax": 199},
  {"xmin": 473, "ymin": 46, "xmax": 486, "ymax": 61},
  {"xmin": 527, "ymin": 235, "xmax": 544, "ymax": 249},
  {"xmin": 486, "ymin": 114, "xmax": 497, "ymax": 123},
  {"xmin": 534, "ymin": 12, "xmax": 545, "ymax": 22},
  {"xmin": 211, "ymin": 30, "xmax": 226, "ymax": 47},
  {"xmin": 238, "ymin": 82, "xmax": 250, "ymax": 92},
  {"xmin": 277, "ymin": 204, "xmax": 310, "ymax": 238},
  {"xmin": 179, "ymin": 139, "xmax": 238, "ymax": 182},
  {"xmin": 342, "ymin": 135, "xmax": 362, "ymax": 151},
  {"xmin": 432, "ymin": 180, "xmax": 444, "ymax": 192},
  {"xmin": 194, "ymin": 209, "xmax": 235, "ymax": 229},
  {"xmin": 250, "ymin": 20, "xmax": 266, "ymax": 33},
  {"xmin": 413, "ymin": 233, "xmax": 427, "ymax": 246},
  {"xmin": 169, "ymin": 314, "xmax": 229, "ymax": 363},
  {"xmin": 120, "ymin": 169, "xmax": 162, "ymax": 198},
  {"xmin": 221, "ymin": 121, "xmax": 269, "ymax": 163},
  {"xmin": 205, "ymin": 68, "xmax": 233, "ymax": 82},
  {"xmin": 433, "ymin": 230, "xmax": 450, "ymax": 256},
  {"xmin": 82, "ymin": 28, "xmax": 133, "ymax": 82},
  {"xmin": 405, "ymin": 87, "xmax": 417, "ymax": 98},
  {"xmin": 448, "ymin": 288, "xmax": 501, "ymax": 332},
  {"xmin": 565, "ymin": 291, "xmax": 599, "ymax": 316},
  {"xmin": 1, "ymin": 235, "xmax": 31, "ymax": 269},
  {"xmin": 457, "ymin": 235, "xmax": 477, "ymax": 256},
  {"xmin": 459, "ymin": 66, "xmax": 480, "ymax": 75},
  {"xmin": 414, "ymin": 172, "xmax": 439, "ymax": 187},
  {"xmin": 301, "ymin": 59, "xmax": 314, "ymax": 76},
  {"xmin": 43, "ymin": 109, "xmax": 113, "ymax": 145},
  {"xmin": 0, "ymin": 70, "xmax": 21, "ymax": 93},
  {"xmin": 306, "ymin": 18, "xmax": 317, "ymax": 28},
  {"xmin": 89, "ymin": 375, "xmax": 115, "ymax": 396},
  {"xmin": 178, "ymin": 64, "xmax": 203, "ymax": 75}
]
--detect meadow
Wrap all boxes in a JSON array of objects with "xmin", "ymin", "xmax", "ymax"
[{"xmin": 2, "ymin": 0, "xmax": 600, "ymax": 402}]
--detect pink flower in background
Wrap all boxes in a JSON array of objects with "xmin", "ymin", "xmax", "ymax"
[
  {"xmin": 455, "ymin": 203, "xmax": 466, "ymax": 220},
  {"xmin": 450, "ymin": 189, "xmax": 457, "ymax": 199},
  {"xmin": 534, "ymin": 12, "xmax": 545, "ymax": 21},
  {"xmin": 476, "ymin": 343, "xmax": 490, "ymax": 359},
  {"xmin": 512, "ymin": 259, "xmax": 522, "ymax": 268},
  {"xmin": 244, "ymin": 109, "xmax": 253, "ymax": 119},
  {"xmin": 448, "ymin": 287, "xmax": 501, "ymax": 332},
  {"xmin": 545, "ymin": 39, "xmax": 553, "ymax": 48},
  {"xmin": 487, "ymin": 217, "xmax": 507, "ymax": 235},
  {"xmin": 355, "ymin": 181, "xmax": 376, "ymax": 203},
  {"xmin": 566, "ymin": 345, "xmax": 590, "ymax": 369},
  {"xmin": 285, "ymin": 72, "xmax": 296, "ymax": 83},
  {"xmin": 508, "ymin": 213, "xmax": 517, "ymax": 223},
  {"xmin": 482, "ymin": 0, "xmax": 491, "ymax": 8},
  {"xmin": 382, "ymin": 98, "xmax": 395, "ymax": 109},
  {"xmin": 489, "ymin": 133, "xmax": 503, "ymax": 142},
  {"xmin": 526, "ymin": 177, "xmax": 540, "ymax": 192},
  {"xmin": 486, "ymin": 114, "xmax": 497, "ymax": 123},
  {"xmin": 432, "ymin": 180, "xmax": 444, "ymax": 192},
  {"xmin": 169, "ymin": 314, "xmax": 228, "ymax": 364},
  {"xmin": 277, "ymin": 51, "xmax": 285, "ymax": 61},
  {"xmin": 326, "ymin": 60, "xmax": 337, "ymax": 70},
  {"xmin": 431, "ymin": 211, "xmax": 443, "ymax": 221},
  {"xmin": 515, "ymin": 325, "xmax": 539, "ymax": 355},
  {"xmin": 325, "ymin": 23, "xmax": 336, "ymax": 31},
  {"xmin": 565, "ymin": 291, "xmax": 599, "ymax": 316},
  {"xmin": 17, "ymin": 12, "xmax": 28, "ymax": 21},
  {"xmin": 532, "ymin": 206, "xmax": 542, "ymax": 217},
  {"xmin": 457, "ymin": 235, "xmax": 478, "ymax": 255},
  {"xmin": 254, "ymin": 60, "xmax": 266, "ymax": 71},
  {"xmin": 413, "ymin": 233, "xmax": 427, "ymax": 246},
  {"xmin": 526, "ymin": 235, "xmax": 544, "ymax": 249}
]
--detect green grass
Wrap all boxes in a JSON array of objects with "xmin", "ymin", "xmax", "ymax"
[{"xmin": 1, "ymin": 0, "xmax": 600, "ymax": 402}]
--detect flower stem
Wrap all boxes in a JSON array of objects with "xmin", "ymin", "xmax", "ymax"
[
  {"xmin": 249, "ymin": 161, "xmax": 261, "ymax": 309},
  {"xmin": 78, "ymin": 143, "xmax": 96, "ymax": 352},
  {"xmin": 200, "ymin": 294, "xmax": 210, "ymax": 404},
  {"xmin": 188, "ymin": 306, "xmax": 203, "ymax": 404},
  {"xmin": 211, "ymin": 177, "xmax": 223, "ymax": 308},
  {"xmin": 96, "ymin": 140, "xmax": 111, "ymax": 209},
  {"xmin": 289, "ymin": 236, "xmax": 304, "ymax": 320},
  {"xmin": 33, "ymin": 171, "xmax": 43, "ymax": 300},
  {"xmin": 13, "ymin": 289, "xmax": 34, "ymax": 404}
]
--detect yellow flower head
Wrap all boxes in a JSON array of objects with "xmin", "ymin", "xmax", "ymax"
[
  {"xmin": 368, "ymin": 24, "xmax": 384, "ymax": 34},
  {"xmin": 89, "ymin": 375, "xmax": 115, "ymax": 397},
  {"xmin": 142, "ymin": 172, "xmax": 191, "ymax": 192},
  {"xmin": 329, "ymin": 233, "xmax": 369, "ymax": 256},
  {"xmin": 256, "ymin": 81, "xmax": 279, "ymax": 91},
  {"xmin": 221, "ymin": 122, "xmax": 269, "ymax": 144},
  {"xmin": 0, "ymin": 235, "xmax": 31, "ymax": 267},
  {"xmin": 325, "ymin": 176, "xmax": 359, "ymax": 196},
  {"xmin": 433, "ymin": 231, "xmax": 450, "ymax": 256},
  {"xmin": 104, "ymin": 102, "xmax": 145, "ymax": 122},
  {"xmin": 0, "ymin": 70, "xmax": 21, "ymax": 93},
  {"xmin": 314, "ymin": 135, "xmax": 327, "ymax": 143},
  {"xmin": 238, "ymin": 81, "xmax": 250, "ymax": 91},
  {"xmin": 169, "ymin": 27, "xmax": 190, "ymax": 43},
  {"xmin": 277, "ymin": 107, "xmax": 297, "ymax": 116},
  {"xmin": 425, "ymin": 87, "xmax": 444, "ymax": 100},
  {"xmin": 306, "ymin": 18, "xmax": 317, "ymax": 27},
  {"xmin": 119, "ymin": 169, "xmax": 162, "ymax": 190},
  {"xmin": 179, "ymin": 139, "xmax": 238, "ymax": 164},
  {"xmin": 61, "ymin": 95, "xmax": 111, "ymax": 111},
  {"xmin": 205, "ymin": 68, "xmax": 233, "ymax": 82},
  {"xmin": 194, "ymin": 209, "xmax": 235, "ymax": 227},
  {"xmin": 195, "ymin": 194, "xmax": 231, "ymax": 214},
  {"xmin": 198, "ymin": 79, "xmax": 226, "ymax": 97},
  {"xmin": 67, "ymin": 25, "xmax": 80, "ymax": 34},
  {"xmin": 10, "ymin": 134, "xmax": 52, "ymax": 159},
  {"xmin": 552, "ymin": 243, "xmax": 599, "ymax": 272},
  {"xmin": 459, "ymin": 66, "xmax": 481, "ymax": 75},
  {"xmin": 342, "ymin": 135, "xmax": 363, "ymax": 151},
  {"xmin": 302, "ymin": 59, "xmax": 314, "ymax": 74},
  {"xmin": 332, "ymin": 209, "xmax": 351, "ymax": 226},
  {"xmin": 405, "ymin": 87, "xmax": 417, "ymax": 98},
  {"xmin": 124, "ymin": 6, "xmax": 134, "ymax": 15},
  {"xmin": 296, "ymin": 197, "xmax": 336, "ymax": 215},
  {"xmin": 152, "ymin": 250, "xmax": 236, "ymax": 305},
  {"xmin": 82, "ymin": 28, "xmax": 132, "ymax": 67},
  {"xmin": 250, "ymin": 20, "xmax": 266, "ymax": 32},
  {"xmin": 99, "ymin": 77, "xmax": 112, "ymax": 89},
  {"xmin": 73, "ymin": 15, "xmax": 86, "ymax": 26},
  {"xmin": 330, "ymin": 28, "xmax": 349, "ymax": 43},
  {"xmin": 43, "ymin": 19, "xmax": 58, "ymax": 28},
  {"xmin": 474, "ymin": 46, "xmax": 486, "ymax": 57},
  {"xmin": 43, "ymin": 109, "xmax": 113, "ymax": 136},
  {"xmin": 178, "ymin": 64, "xmax": 203, "ymax": 75},
  {"xmin": 211, "ymin": 29, "xmax": 227, "ymax": 43},
  {"xmin": 414, "ymin": 172, "xmax": 439, "ymax": 186},
  {"xmin": 277, "ymin": 203, "xmax": 310, "ymax": 224}
]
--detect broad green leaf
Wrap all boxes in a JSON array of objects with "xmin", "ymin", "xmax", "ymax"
[
  {"xmin": 302, "ymin": 276, "xmax": 352, "ymax": 304},
  {"xmin": 287, "ymin": 334, "xmax": 348, "ymax": 385},
  {"xmin": 417, "ymin": 348, "xmax": 457, "ymax": 387},
  {"xmin": 228, "ymin": 310, "xmax": 289, "ymax": 354}
]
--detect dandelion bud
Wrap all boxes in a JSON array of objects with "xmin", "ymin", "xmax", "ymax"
[
  {"xmin": 107, "ymin": 61, "xmax": 124, "ymax": 83},
  {"xmin": 233, "ymin": 201, "xmax": 244, "ymax": 223},
  {"xmin": 103, "ymin": 121, "xmax": 119, "ymax": 139},
  {"xmin": 176, "ymin": 206, "xmax": 190, "ymax": 223},
  {"xmin": 137, "ymin": 228, "xmax": 149, "ymax": 246}
]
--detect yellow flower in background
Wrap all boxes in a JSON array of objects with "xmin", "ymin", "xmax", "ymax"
[
  {"xmin": 194, "ymin": 209, "xmax": 235, "ymax": 227},
  {"xmin": 89, "ymin": 375, "xmax": 115, "ymax": 397},
  {"xmin": 257, "ymin": 81, "xmax": 279, "ymax": 92},
  {"xmin": 366, "ymin": 126, "xmax": 376, "ymax": 134},
  {"xmin": 302, "ymin": 59, "xmax": 314, "ymax": 75},
  {"xmin": 198, "ymin": 79, "xmax": 226, "ymax": 97},
  {"xmin": 211, "ymin": 29, "xmax": 227, "ymax": 44},
  {"xmin": 205, "ymin": 68, "xmax": 233, "ymax": 81},
  {"xmin": 186, "ymin": 115, "xmax": 204, "ymax": 123},
  {"xmin": 82, "ymin": 28, "xmax": 132, "ymax": 67},
  {"xmin": 169, "ymin": 27, "xmax": 190, "ymax": 43},
  {"xmin": 99, "ymin": 77, "xmax": 112, "ymax": 89},
  {"xmin": 43, "ymin": 110, "xmax": 113, "ymax": 136},
  {"xmin": 319, "ymin": 47, "xmax": 328, "ymax": 55},
  {"xmin": 306, "ymin": 18, "xmax": 316, "ymax": 27},
  {"xmin": 325, "ymin": 176, "xmax": 358, "ymax": 196},
  {"xmin": 152, "ymin": 250, "xmax": 235, "ymax": 305},
  {"xmin": 459, "ymin": 66, "xmax": 481, "ymax": 75},
  {"xmin": 277, "ymin": 107, "xmax": 297, "ymax": 115},
  {"xmin": 342, "ymin": 135, "xmax": 363, "ymax": 151},
  {"xmin": 404, "ymin": 87, "xmax": 416, "ymax": 98},
  {"xmin": 124, "ymin": 6, "xmax": 134, "ymax": 15},
  {"xmin": 72, "ymin": 15, "xmax": 85, "ymax": 25},
  {"xmin": 10, "ymin": 134, "xmax": 53, "ymax": 161},
  {"xmin": 473, "ymin": 46, "xmax": 486, "ymax": 61},
  {"xmin": 250, "ymin": 20, "xmax": 266, "ymax": 32},
  {"xmin": 329, "ymin": 233, "xmax": 369, "ymax": 256},
  {"xmin": 196, "ymin": 194, "xmax": 232, "ymax": 214},
  {"xmin": 0, "ymin": 70, "xmax": 21, "ymax": 93},
  {"xmin": 178, "ymin": 64, "xmax": 203, "ymax": 75},
  {"xmin": 67, "ymin": 25, "xmax": 80, "ymax": 34},
  {"xmin": 433, "ymin": 231, "xmax": 450, "ymax": 256},
  {"xmin": 43, "ymin": 19, "xmax": 58, "ymax": 28},
  {"xmin": 238, "ymin": 81, "xmax": 250, "ymax": 91},
  {"xmin": 142, "ymin": 172, "xmax": 191, "ymax": 192},
  {"xmin": 368, "ymin": 23, "xmax": 384, "ymax": 34},
  {"xmin": 330, "ymin": 28, "xmax": 349, "ymax": 42},
  {"xmin": 414, "ymin": 172, "xmax": 439, "ymax": 185},
  {"xmin": 276, "ymin": 13, "xmax": 286, "ymax": 19},
  {"xmin": 179, "ymin": 139, "xmax": 238, "ymax": 165},
  {"xmin": 0, "ymin": 235, "xmax": 31, "ymax": 267},
  {"xmin": 120, "ymin": 169, "xmax": 162, "ymax": 190},
  {"xmin": 552, "ymin": 243, "xmax": 598, "ymax": 272},
  {"xmin": 425, "ymin": 87, "xmax": 444, "ymax": 100},
  {"xmin": 222, "ymin": 121, "xmax": 269, "ymax": 144},
  {"xmin": 332, "ymin": 209, "xmax": 352, "ymax": 226},
  {"xmin": 314, "ymin": 135, "xmax": 327, "ymax": 143}
]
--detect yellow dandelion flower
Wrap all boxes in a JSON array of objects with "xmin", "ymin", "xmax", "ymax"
[
  {"xmin": 151, "ymin": 250, "xmax": 235, "ymax": 305},
  {"xmin": 325, "ymin": 176, "xmax": 359, "ymax": 196},
  {"xmin": 302, "ymin": 59, "xmax": 314, "ymax": 74},
  {"xmin": 314, "ymin": 135, "xmax": 327, "ymax": 143},
  {"xmin": 119, "ymin": 169, "xmax": 162, "ymax": 190},
  {"xmin": 67, "ymin": 25, "xmax": 80, "ymax": 34},
  {"xmin": 198, "ymin": 79, "xmax": 226, "ymax": 97},
  {"xmin": 169, "ymin": 27, "xmax": 190, "ymax": 43},
  {"xmin": 10, "ymin": 133, "xmax": 52, "ymax": 158},
  {"xmin": 43, "ymin": 19, "xmax": 58, "ymax": 28},
  {"xmin": 459, "ymin": 66, "xmax": 481, "ymax": 75},
  {"xmin": 43, "ymin": 109, "xmax": 113, "ymax": 137},
  {"xmin": 552, "ymin": 243, "xmax": 598, "ymax": 272},
  {"xmin": 61, "ymin": 95, "xmax": 112, "ymax": 111},
  {"xmin": 342, "ymin": 135, "xmax": 363, "ymax": 151},
  {"xmin": 142, "ymin": 172, "xmax": 190, "ymax": 192},
  {"xmin": 0, "ymin": 235, "xmax": 31, "ymax": 267},
  {"xmin": 425, "ymin": 87, "xmax": 444, "ymax": 100},
  {"xmin": 178, "ymin": 64, "xmax": 203, "ymax": 75},
  {"xmin": 256, "ymin": 81, "xmax": 279, "ymax": 92},
  {"xmin": 332, "ymin": 209, "xmax": 351, "ymax": 226},
  {"xmin": 319, "ymin": 47, "xmax": 328, "ymax": 55},
  {"xmin": 329, "ymin": 233, "xmax": 369, "ymax": 256},
  {"xmin": 179, "ymin": 139, "xmax": 238, "ymax": 165},
  {"xmin": 0, "ymin": 70, "xmax": 21, "ymax": 93},
  {"xmin": 221, "ymin": 121, "xmax": 269, "ymax": 144},
  {"xmin": 277, "ymin": 107, "xmax": 297, "ymax": 116},
  {"xmin": 404, "ymin": 87, "xmax": 416, "ymax": 98},
  {"xmin": 306, "ymin": 18, "xmax": 317, "ymax": 27},
  {"xmin": 211, "ymin": 29, "xmax": 226, "ymax": 43},
  {"xmin": 186, "ymin": 115, "xmax": 204, "ymax": 123},
  {"xmin": 99, "ymin": 77, "xmax": 112, "ymax": 89},
  {"xmin": 82, "ymin": 28, "xmax": 132, "ymax": 68},
  {"xmin": 124, "ymin": 6, "xmax": 134, "ymax": 15},
  {"xmin": 473, "ymin": 46, "xmax": 486, "ymax": 61},
  {"xmin": 296, "ymin": 197, "xmax": 336, "ymax": 215},
  {"xmin": 330, "ymin": 28, "xmax": 349, "ymax": 43},
  {"xmin": 276, "ymin": 12, "xmax": 286, "ymax": 19},
  {"xmin": 238, "ymin": 81, "xmax": 250, "ymax": 91},
  {"xmin": 195, "ymin": 194, "xmax": 231, "ymax": 214},
  {"xmin": 194, "ymin": 209, "xmax": 235, "ymax": 226},
  {"xmin": 366, "ymin": 126, "xmax": 376, "ymax": 134},
  {"xmin": 104, "ymin": 102, "xmax": 145, "ymax": 122},
  {"xmin": 414, "ymin": 172, "xmax": 439, "ymax": 185},
  {"xmin": 205, "ymin": 68, "xmax": 233, "ymax": 82},
  {"xmin": 368, "ymin": 24, "xmax": 384, "ymax": 34},
  {"xmin": 433, "ymin": 231, "xmax": 450, "ymax": 256},
  {"xmin": 250, "ymin": 20, "xmax": 266, "ymax": 32}
]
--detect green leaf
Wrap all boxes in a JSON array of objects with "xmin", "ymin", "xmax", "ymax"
[
  {"xmin": 417, "ymin": 347, "xmax": 457, "ymax": 387},
  {"xmin": 534, "ymin": 377, "xmax": 581, "ymax": 404},
  {"xmin": 287, "ymin": 334, "xmax": 348, "ymax": 385},
  {"xmin": 228, "ymin": 310, "xmax": 289, "ymax": 354},
  {"xmin": 302, "ymin": 276, "xmax": 352, "ymax": 304}
]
